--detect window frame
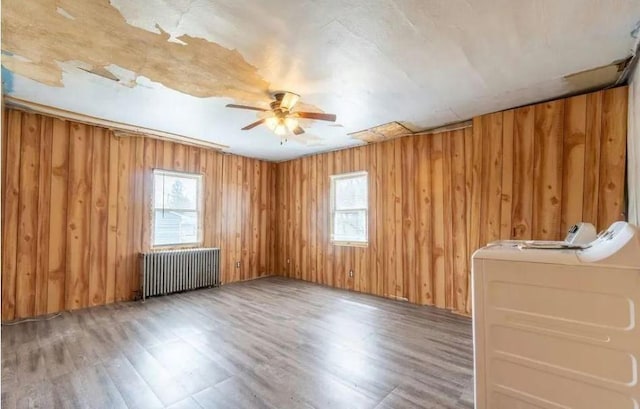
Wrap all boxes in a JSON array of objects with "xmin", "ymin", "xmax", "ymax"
[
  {"xmin": 152, "ymin": 168, "xmax": 204, "ymax": 249},
  {"xmin": 330, "ymin": 170, "xmax": 369, "ymax": 247}
]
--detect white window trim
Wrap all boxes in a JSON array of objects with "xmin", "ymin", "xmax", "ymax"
[
  {"xmin": 330, "ymin": 170, "xmax": 369, "ymax": 247},
  {"xmin": 152, "ymin": 168, "xmax": 204, "ymax": 248}
]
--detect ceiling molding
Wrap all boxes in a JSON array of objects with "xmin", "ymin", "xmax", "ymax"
[{"xmin": 411, "ymin": 120, "xmax": 473, "ymax": 137}]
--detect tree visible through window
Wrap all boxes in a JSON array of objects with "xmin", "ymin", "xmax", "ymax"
[
  {"xmin": 153, "ymin": 170, "xmax": 203, "ymax": 246},
  {"xmin": 330, "ymin": 171, "xmax": 368, "ymax": 245}
]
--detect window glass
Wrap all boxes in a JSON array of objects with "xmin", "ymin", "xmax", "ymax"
[
  {"xmin": 331, "ymin": 172, "xmax": 368, "ymax": 245},
  {"xmin": 334, "ymin": 177, "xmax": 367, "ymax": 209},
  {"xmin": 153, "ymin": 170, "xmax": 202, "ymax": 246}
]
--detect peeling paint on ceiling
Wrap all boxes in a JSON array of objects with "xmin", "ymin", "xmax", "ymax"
[
  {"xmin": 563, "ymin": 59, "xmax": 628, "ymax": 91},
  {"xmin": 2, "ymin": 0, "xmax": 640, "ymax": 161},
  {"xmin": 2, "ymin": 0, "xmax": 269, "ymax": 102}
]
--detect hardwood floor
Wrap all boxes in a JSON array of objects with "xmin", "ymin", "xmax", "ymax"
[{"xmin": 1, "ymin": 277, "xmax": 474, "ymax": 409}]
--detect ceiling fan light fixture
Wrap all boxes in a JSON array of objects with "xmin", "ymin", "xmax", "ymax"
[
  {"xmin": 274, "ymin": 123, "xmax": 287, "ymax": 136},
  {"xmin": 265, "ymin": 116, "xmax": 278, "ymax": 130},
  {"xmin": 284, "ymin": 117, "xmax": 298, "ymax": 131}
]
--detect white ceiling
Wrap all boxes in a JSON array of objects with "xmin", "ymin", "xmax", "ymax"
[{"xmin": 2, "ymin": 0, "xmax": 640, "ymax": 161}]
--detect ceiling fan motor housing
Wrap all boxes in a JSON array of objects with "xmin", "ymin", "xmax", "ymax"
[
  {"xmin": 270, "ymin": 100, "xmax": 285, "ymax": 113},
  {"xmin": 270, "ymin": 92, "xmax": 290, "ymax": 113},
  {"xmin": 272, "ymin": 91, "xmax": 287, "ymax": 101}
]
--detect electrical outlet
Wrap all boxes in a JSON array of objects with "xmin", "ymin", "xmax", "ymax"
[
  {"xmin": 235, "ymin": 261, "xmax": 241, "ymax": 268},
  {"xmin": 349, "ymin": 269, "xmax": 354, "ymax": 278}
]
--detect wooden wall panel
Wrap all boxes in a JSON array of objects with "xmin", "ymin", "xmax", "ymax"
[
  {"xmin": 300, "ymin": 156, "xmax": 309, "ymax": 283},
  {"xmin": 2, "ymin": 112, "xmax": 21, "ymax": 320},
  {"xmin": 511, "ymin": 106, "xmax": 535, "ymax": 239},
  {"xmin": 430, "ymin": 134, "xmax": 446, "ymax": 307},
  {"xmin": 500, "ymin": 111, "xmax": 514, "ymax": 240},
  {"xmin": 131, "ymin": 138, "xmax": 145, "ymax": 293},
  {"xmin": 47, "ymin": 119, "xmax": 70, "ymax": 314},
  {"xmin": 294, "ymin": 158, "xmax": 302, "ymax": 281},
  {"xmin": 598, "ymin": 86, "xmax": 628, "ymax": 226},
  {"xmin": 89, "ymin": 127, "xmax": 110, "ymax": 307},
  {"xmin": 477, "ymin": 112, "xmax": 503, "ymax": 245},
  {"xmin": 416, "ymin": 136, "xmax": 433, "ymax": 305},
  {"xmin": 451, "ymin": 129, "xmax": 469, "ymax": 313},
  {"xmin": 561, "ymin": 95, "xmax": 586, "ymax": 234},
  {"xmin": 532, "ymin": 100, "xmax": 564, "ymax": 240},
  {"xmin": 34, "ymin": 118, "xmax": 53, "ymax": 316},
  {"xmin": 1, "ymin": 109, "xmax": 276, "ymax": 320},
  {"xmin": 115, "ymin": 137, "xmax": 132, "ymax": 302},
  {"xmin": 274, "ymin": 87, "xmax": 628, "ymax": 315},
  {"xmin": 401, "ymin": 139, "xmax": 416, "ymax": 303},
  {"xmin": 442, "ymin": 135, "xmax": 454, "ymax": 307},
  {"xmin": 15, "ymin": 114, "xmax": 40, "ymax": 318},
  {"xmin": 583, "ymin": 92, "xmax": 603, "ymax": 225}
]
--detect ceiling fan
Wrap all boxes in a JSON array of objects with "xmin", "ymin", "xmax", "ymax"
[{"xmin": 226, "ymin": 92, "xmax": 337, "ymax": 141}]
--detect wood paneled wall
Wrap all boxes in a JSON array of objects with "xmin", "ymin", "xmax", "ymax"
[
  {"xmin": 474, "ymin": 87, "xmax": 627, "ymax": 242},
  {"xmin": 0, "ymin": 86, "xmax": 627, "ymax": 319},
  {"xmin": 1, "ymin": 109, "xmax": 276, "ymax": 320},
  {"xmin": 274, "ymin": 86, "xmax": 628, "ymax": 315}
]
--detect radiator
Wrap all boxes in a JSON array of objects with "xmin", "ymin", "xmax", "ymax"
[{"xmin": 140, "ymin": 248, "xmax": 220, "ymax": 300}]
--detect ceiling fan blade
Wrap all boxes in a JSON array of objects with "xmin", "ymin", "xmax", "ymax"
[
  {"xmin": 241, "ymin": 118, "xmax": 266, "ymax": 130},
  {"xmin": 226, "ymin": 104, "xmax": 267, "ymax": 112},
  {"xmin": 280, "ymin": 92, "xmax": 300, "ymax": 111},
  {"xmin": 293, "ymin": 125, "xmax": 305, "ymax": 135},
  {"xmin": 295, "ymin": 112, "xmax": 337, "ymax": 122}
]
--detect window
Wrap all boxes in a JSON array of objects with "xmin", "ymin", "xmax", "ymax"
[
  {"xmin": 330, "ymin": 171, "xmax": 368, "ymax": 245},
  {"xmin": 153, "ymin": 169, "xmax": 203, "ymax": 247}
]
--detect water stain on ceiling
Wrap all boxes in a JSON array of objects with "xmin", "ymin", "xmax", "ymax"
[{"xmin": 2, "ymin": 0, "xmax": 270, "ymax": 103}]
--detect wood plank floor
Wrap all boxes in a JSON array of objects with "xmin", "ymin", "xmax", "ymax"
[{"xmin": 1, "ymin": 277, "xmax": 474, "ymax": 409}]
